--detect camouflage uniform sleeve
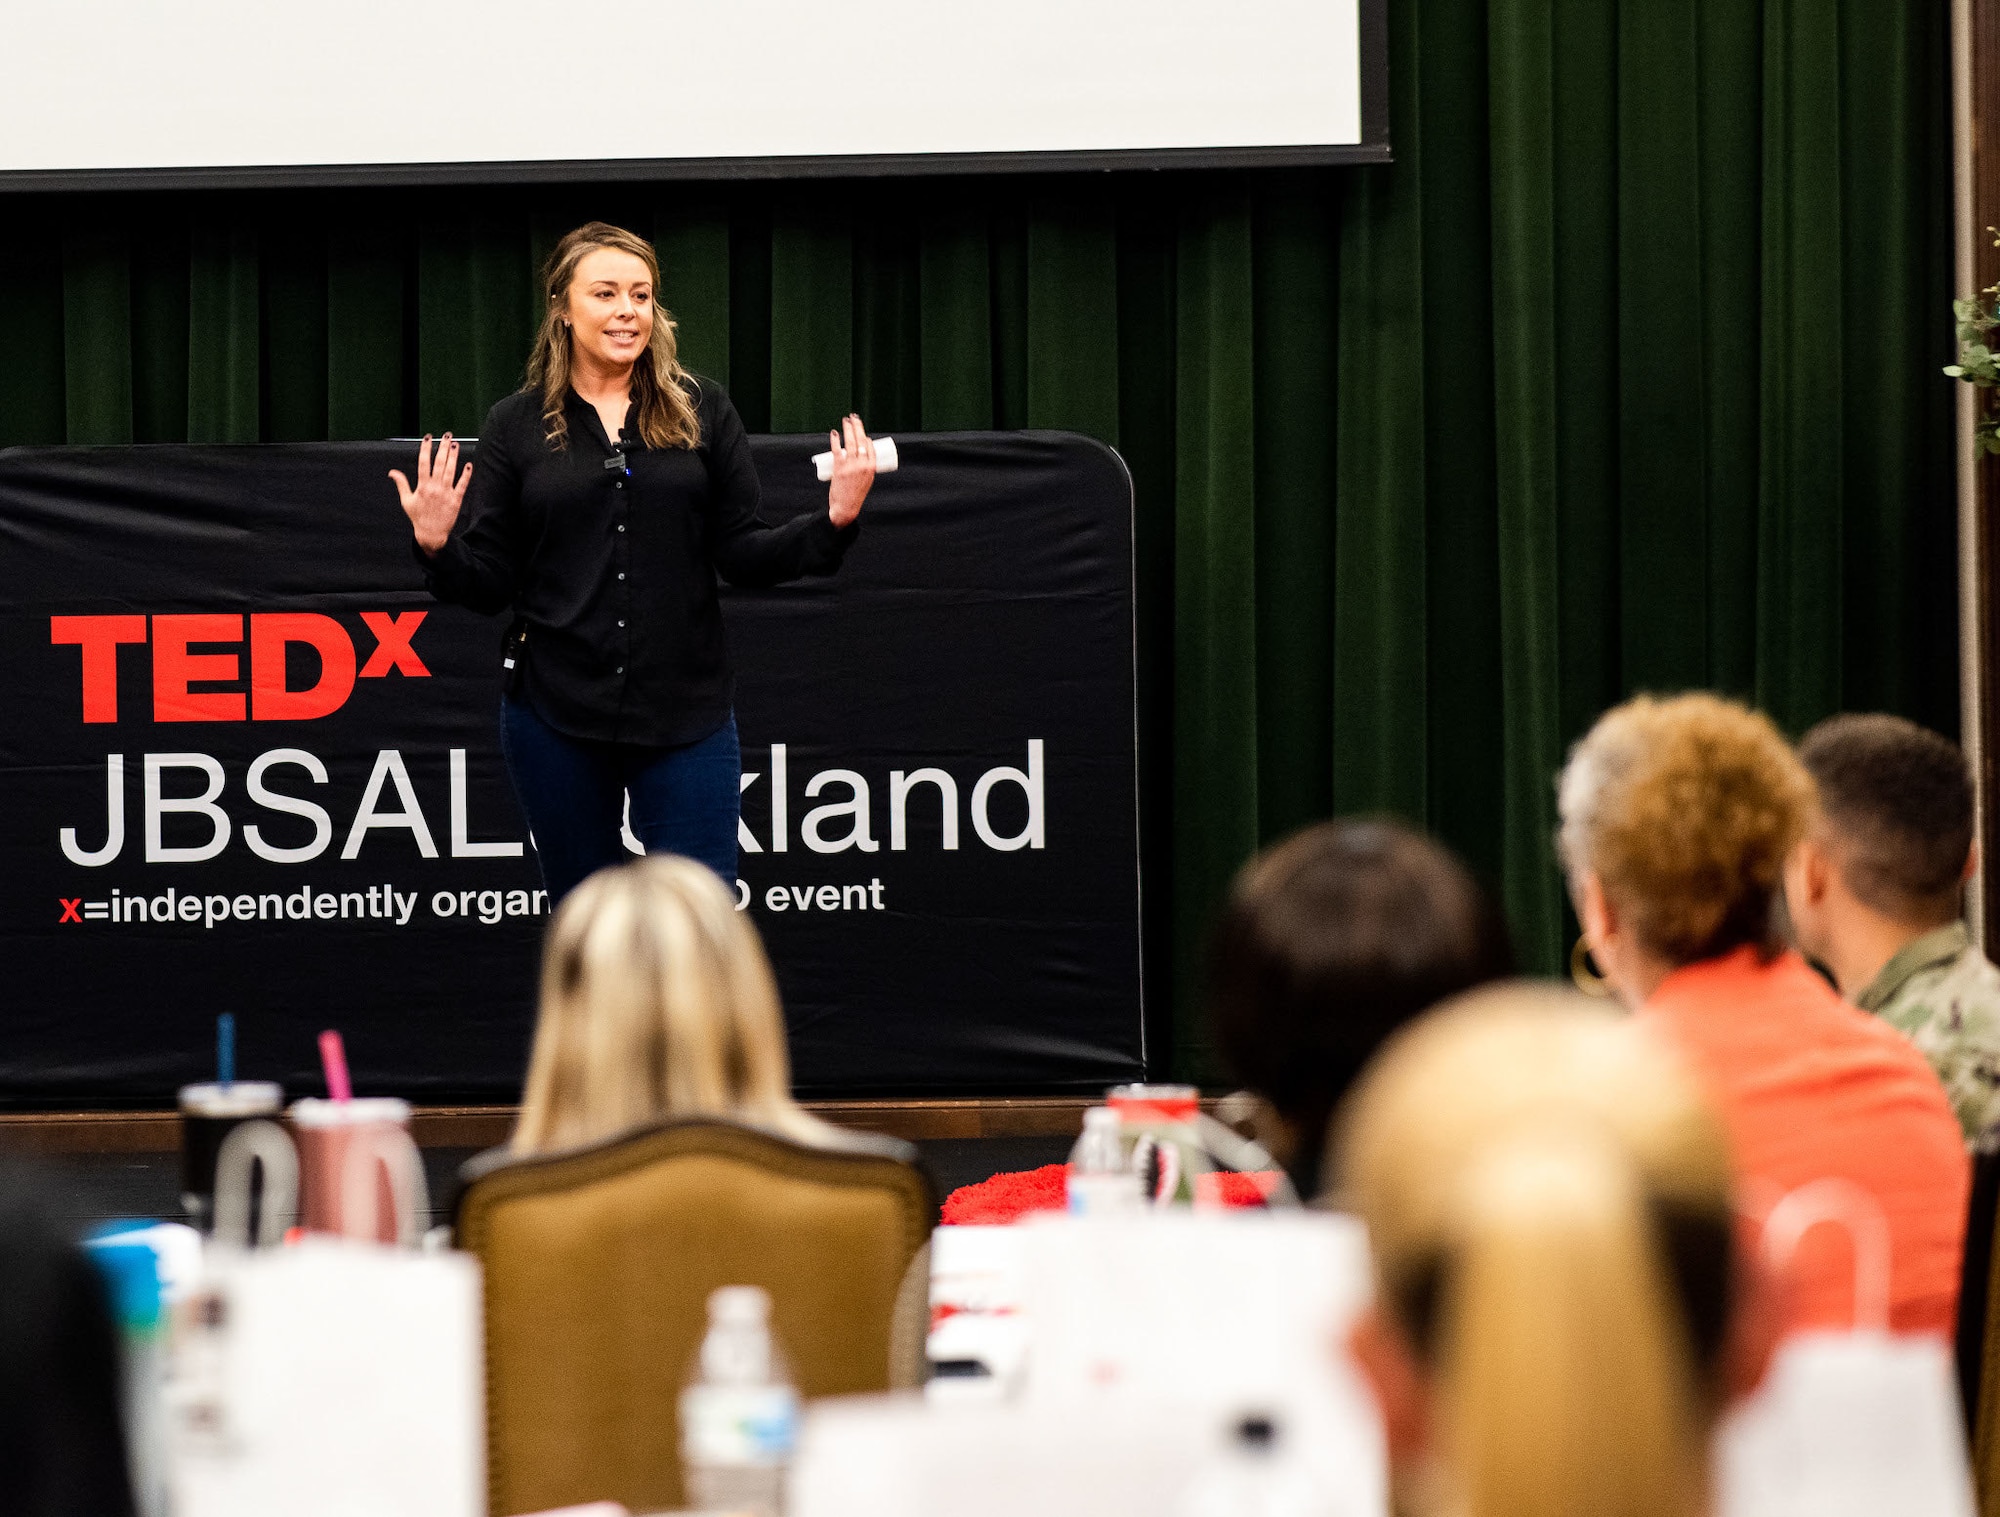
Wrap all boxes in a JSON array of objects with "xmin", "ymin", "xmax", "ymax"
[{"xmin": 1876, "ymin": 950, "xmax": 2000, "ymax": 1151}]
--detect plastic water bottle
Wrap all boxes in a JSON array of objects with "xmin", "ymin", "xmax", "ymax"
[
  {"xmin": 679, "ymin": 1285, "xmax": 799, "ymax": 1517},
  {"xmin": 1178, "ymin": 1414, "xmax": 1332, "ymax": 1517},
  {"xmin": 1068, "ymin": 1105, "xmax": 1143, "ymax": 1215}
]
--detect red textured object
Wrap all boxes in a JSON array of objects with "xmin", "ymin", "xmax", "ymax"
[
  {"xmin": 1194, "ymin": 1169, "xmax": 1283, "ymax": 1208},
  {"xmin": 941, "ymin": 1164, "xmax": 1286, "ymax": 1224},
  {"xmin": 942, "ymin": 1163, "xmax": 1070, "ymax": 1225}
]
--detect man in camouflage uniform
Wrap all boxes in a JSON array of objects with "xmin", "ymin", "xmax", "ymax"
[{"xmin": 1785, "ymin": 713, "xmax": 2000, "ymax": 1151}]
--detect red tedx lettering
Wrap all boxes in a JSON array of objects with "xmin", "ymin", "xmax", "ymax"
[
  {"xmin": 359, "ymin": 611, "xmax": 431, "ymax": 679},
  {"xmin": 50, "ymin": 615, "xmax": 148, "ymax": 723},
  {"xmin": 58, "ymin": 899, "xmax": 81, "ymax": 923},
  {"xmin": 59, "ymin": 611, "xmax": 422, "ymax": 721},
  {"xmin": 153, "ymin": 614, "xmax": 246, "ymax": 722},
  {"xmin": 251, "ymin": 613, "xmax": 357, "ymax": 721}
]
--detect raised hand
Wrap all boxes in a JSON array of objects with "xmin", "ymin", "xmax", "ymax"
[
  {"xmin": 389, "ymin": 434, "xmax": 474, "ymax": 556},
  {"xmin": 826, "ymin": 415, "xmax": 877, "ymax": 529}
]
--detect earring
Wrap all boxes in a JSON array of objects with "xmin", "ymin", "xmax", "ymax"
[{"xmin": 1570, "ymin": 937, "xmax": 1614, "ymax": 997}]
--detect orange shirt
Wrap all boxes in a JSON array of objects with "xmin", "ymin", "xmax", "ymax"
[{"xmin": 1641, "ymin": 946, "xmax": 1968, "ymax": 1337}]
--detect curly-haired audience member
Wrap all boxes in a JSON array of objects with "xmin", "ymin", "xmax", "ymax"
[
  {"xmin": 1339, "ymin": 987, "xmax": 1747, "ymax": 1517},
  {"xmin": 1558, "ymin": 693, "xmax": 1966, "ymax": 1335},
  {"xmin": 1787, "ymin": 713, "xmax": 2000, "ymax": 1150},
  {"xmin": 1208, "ymin": 818, "xmax": 1512, "ymax": 1197}
]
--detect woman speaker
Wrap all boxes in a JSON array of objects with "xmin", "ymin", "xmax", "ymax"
[{"xmin": 391, "ymin": 221, "xmax": 878, "ymax": 902}]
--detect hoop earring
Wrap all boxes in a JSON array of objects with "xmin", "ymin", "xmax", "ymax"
[{"xmin": 1570, "ymin": 936, "xmax": 1614, "ymax": 997}]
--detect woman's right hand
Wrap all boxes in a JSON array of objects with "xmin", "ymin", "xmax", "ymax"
[{"xmin": 389, "ymin": 434, "xmax": 474, "ymax": 556}]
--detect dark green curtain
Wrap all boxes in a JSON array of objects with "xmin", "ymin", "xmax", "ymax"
[{"xmin": 0, "ymin": 0, "xmax": 1961, "ymax": 1082}]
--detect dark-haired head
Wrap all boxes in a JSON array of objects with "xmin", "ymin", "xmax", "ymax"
[
  {"xmin": 1207, "ymin": 818, "xmax": 1513, "ymax": 1197},
  {"xmin": 1797, "ymin": 714, "xmax": 1971, "ymax": 928}
]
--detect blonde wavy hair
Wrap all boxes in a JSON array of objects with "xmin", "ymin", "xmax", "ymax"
[
  {"xmin": 524, "ymin": 222, "xmax": 702, "ymax": 454},
  {"xmin": 1338, "ymin": 984, "xmax": 1735, "ymax": 1517},
  {"xmin": 1557, "ymin": 692, "xmax": 1814, "ymax": 964},
  {"xmin": 512, "ymin": 856, "xmax": 832, "ymax": 1155}
]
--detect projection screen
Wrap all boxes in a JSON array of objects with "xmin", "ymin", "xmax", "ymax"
[{"xmin": 0, "ymin": 0, "xmax": 1388, "ymax": 188}]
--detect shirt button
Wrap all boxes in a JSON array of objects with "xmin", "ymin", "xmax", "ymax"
[
  {"xmin": 618, "ymin": 572, "xmax": 625, "ymax": 580},
  {"xmin": 617, "ymin": 619, "xmax": 626, "ymax": 628},
  {"xmin": 616, "ymin": 666, "xmax": 625, "ymax": 674},
  {"xmin": 617, "ymin": 524, "xmax": 626, "ymax": 533}
]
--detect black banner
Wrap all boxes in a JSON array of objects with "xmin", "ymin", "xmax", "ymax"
[{"xmin": 0, "ymin": 433, "xmax": 1143, "ymax": 1103}]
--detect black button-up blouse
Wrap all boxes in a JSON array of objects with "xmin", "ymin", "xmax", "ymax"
[{"xmin": 420, "ymin": 378, "xmax": 857, "ymax": 747}]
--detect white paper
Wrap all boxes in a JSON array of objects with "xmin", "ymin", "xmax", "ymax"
[
  {"xmin": 168, "ymin": 1239, "xmax": 484, "ymax": 1517},
  {"xmin": 1715, "ymin": 1331, "xmax": 1976, "ymax": 1517}
]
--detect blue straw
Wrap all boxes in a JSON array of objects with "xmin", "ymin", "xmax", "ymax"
[{"xmin": 216, "ymin": 1013, "xmax": 235, "ymax": 1087}]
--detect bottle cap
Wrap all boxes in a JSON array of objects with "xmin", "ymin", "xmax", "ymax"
[
  {"xmin": 1082, "ymin": 1105, "xmax": 1120, "ymax": 1130},
  {"xmin": 1107, "ymin": 1083, "xmax": 1201, "ymax": 1123},
  {"xmin": 179, "ymin": 1081, "xmax": 283, "ymax": 1118},
  {"xmin": 709, "ymin": 1284, "xmax": 772, "ymax": 1325},
  {"xmin": 288, "ymin": 1096, "xmax": 411, "ymax": 1128}
]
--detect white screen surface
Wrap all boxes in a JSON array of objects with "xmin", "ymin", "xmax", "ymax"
[{"xmin": 1, "ymin": 0, "xmax": 1368, "ymax": 180}]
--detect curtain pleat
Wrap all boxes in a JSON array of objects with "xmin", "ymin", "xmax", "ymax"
[
  {"xmin": 325, "ymin": 221, "xmax": 408, "ymax": 441},
  {"xmin": 1413, "ymin": 0, "xmax": 1505, "ymax": 888},
  {"xmin": 1333, "ymin": 0, "xmax": 1431, "ymax": 830},
  {"xmin": 1696, "ymin": 0, "xmax": 1764, "ymax": 697},
  {"xmin": 61, "ymin": 220, "xmax": 134, "ymax": 445},
  {"xmin": 0, "ymin": 201, "xmax": 66, "ymax": 448},
  {"xmin": 1488, "ymin": 0, "xmax": 1567, "ymax": 974},
  {"xmin": 1250, "ymin": 176, "xmax": 1338, "ymax": 847},
  {"xmin": 919, "ymin": 198, "xmax": 995, "ymax": 431},
  {"xmin": 417, "ymin": 204, "xmax": 532, "ymax": 438},
  {"xmin": 1172, "ymin": 186, "xmax": 1258, "ymax": 1081},
  {"xmin": 769, "ymin": 196, "xmax": 853, "ymax": 432},
  {"xmin": 187, "ymin": 220, "xmax": 261, "ymax": 444},
  {"xmin": 132, "ymin": 213, "xmax": 192, "ymax": 445},
  {"xmin": 1549, "ymin": 0, "xmax": 1621, "ymax": 758},
  {"xmin": 655, "ymin": 202, "xmax": 732, "ymax": 389},
  {"xmin": 1026, "ymin": 193, "xmax": 1120, "ymax": 442},
  {"xmin": 852, "ymin": 208, "xmax": 922, "ymax": 433},
  {"xmin": 1112, "ymin": 199, "xmax": 1180, "ymax": 1082},
  {"xmin": 264, "ymin": 206, "xmax": 330, "ymax": 444},
  {"xmin": 0, "ymin": 0, "xmax": 1962, "ymax": 1077},
  {"xmin": 1757, "ymin": 0, "xmax": 1847, "ymax": 732}
]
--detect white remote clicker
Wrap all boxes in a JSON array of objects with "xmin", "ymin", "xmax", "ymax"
[{"xmin": 812, "ymin": 436, "xmax": 898, "ymax": 481}]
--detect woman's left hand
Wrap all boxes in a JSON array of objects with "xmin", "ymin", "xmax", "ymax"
[{"xmin": 827, "ymin": 414, "xmax": 877, "ymax": 529}]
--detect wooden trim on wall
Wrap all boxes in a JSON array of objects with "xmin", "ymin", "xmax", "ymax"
[
  {"xmin": 0, "ymin": 1096, "xmax": 1114, "ymax": 1155},
  {"xmin": 1959, "ymin": 0, "xmax": 1988, "ymax": 946},
  {"xmin": 1964, "ymin": 0, "xmax": 2000, "ymax": 948}
]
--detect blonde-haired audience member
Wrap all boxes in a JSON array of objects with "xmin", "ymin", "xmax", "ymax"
[
  {"xmin": 1557, "ymin": 692, "xmax": 1967, "ymax": 1335},
  {"xmin": 1340, "ymin": 987, "xmax": 1747, "ymax": 1517},
  {"xmin": 512, "ymin": 854, "xmax": 836, "ymax": 1154}
]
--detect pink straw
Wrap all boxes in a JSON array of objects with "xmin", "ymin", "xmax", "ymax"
[{"xmin": 318, "ymin": 1029, "xmax": 352, "ymax": 1102}]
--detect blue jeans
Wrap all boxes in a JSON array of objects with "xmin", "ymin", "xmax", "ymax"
[{"xmin": 499, "ymin": 696, "xmax": 740, "ymax": 903}]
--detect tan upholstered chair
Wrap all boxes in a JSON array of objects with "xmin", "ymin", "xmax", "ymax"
[{"xmin": 454, "ymin": 1117, "xmax": 934, "ymax": 1517}]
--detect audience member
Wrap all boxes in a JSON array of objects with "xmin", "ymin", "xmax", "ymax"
[
  {"xmin": 0, "ymin": 1167, "xmax": 136, "ymax": 1517},
  {"xmin": 1208, "ymin": 818, "xmax": 1512, "ymax": 1198},
  {"xmin": 1787, "ymin": 713, "xmax": 2000, "ymax": 1150},
  {"xmin": 1557, "ymin": 692, "xmax": 1967, "ymax": 1335},
  {"xmin": 511, "ymin": 855, "xmax": 836, "ymax": 1155},
  {"xmin": 1338, "ymin": 986, "xmax": 1746, "ymax": 1517}
]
